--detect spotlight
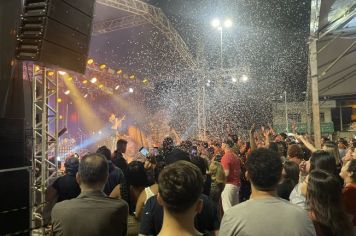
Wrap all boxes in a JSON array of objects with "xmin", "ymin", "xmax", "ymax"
[
  {"xmin": 58, "ymin": 71, "xmax": 66, "ymax": 75},
  {"xmin": 206, "ymin": 82, "xmax": 210, "ymax": 87},
  {"xmin": 47, "ymin": 71, "xmax": 54, "ymax": 76},
  {"xmin": 59, "ymin": 115, "xmax": 63, "ymax": 120},
  {"xmin": 232, "ymin": 77, "xmax": 237, "ymax": 83},
  {"xmin": 116, "ymin": 69, "xmax": 123, "ymax": 74},
  {"xmin": 98, "ymin": 131, "xmax": 102, "ymax": 135},
  {"xmin": 57, "ymin": 98, "xmax": 62, "ymax": 103},
  {"xmin": 64, "ymin": 90, "xmax": 70, "ymax": 95},
  {"xmin": 82, "ymin": 80, "xmax": 88, "ymax": 84},
  {"xmin": 87, "ymin": 58, "xmax": 94, "ymax": 65},
  {"xmin": 115, "ymin": 85, "xmax": 120, "ymax": 90},
  {"xmin": 207, "ymin": 80, "xmax": 211, "ymax": 83},
  {"xmin": 211, "ymin": 18, "xmax": 221, "ymax": 28},
  {"xmin": 224, "ymin": 19, "xmax": 233, "ymax": 28},
  {"xmin": 129, "ymin": 88, "xmax": 134, "ymax": 93},
  {"xmin": 99, "ymin": 84, "xmax": 104, "ymax": 88},
  {"xmin": 99, "ymin": 64, "xmax": 106, "ymax": 70},
  {"xmin": 34, "ymin": 65, "xmax": 40, "ymax": 72},
  {"xmin": 241, "ymin": 75, "xmax": 248, "ymax": 82},
  {"xmin": 84, "ymin": 94, "xmax": 88, "ymax": 98},
  {"xmin": 90, "ymin": 77, "xmax": 97, "ymax": 83},
  {"xmin": 67, "ymin": 77, "xmax": 73, "ymax": 81},
  {"xmin": 129, "ymin": 75, "xmax": 135, "ymax": 79},
  {"xmin": 142, "ymin": 79, "xmax": 148, "ymax": 84}
]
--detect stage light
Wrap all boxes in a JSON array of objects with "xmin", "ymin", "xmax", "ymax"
[
  {"xmin": 82, "ymin": 80, "xmax": 88, "ymax": 84},
  {"xmin": 57, "ymin": 98, "xmax": 62, "ymax": 103},
  {"xmin": 211, "ymin": 18, "xmax": 221, "ymax": 28},
  {"xmin": 84, "ymin": 94, "xmax": 88, "ymax": 98},
  {"xmin": 67, "ymin": 77, "xmax": 73, "ymax": 81},
  {"xmin": 99, "ymin": 64, "xmax": 106, "ymax": 70},
  {"xmin": 34, "ymin": 65, "xmax": 40, "ymax": 72},
  {"xmin": 207, "ymin": 80, "xmax": 211, "ymax": 83},
  {"xmin": 117, "ymin": 69, "xmax": 123, "ymax": 74},
  {"xmin": 98, "ymin": 131, "xmax": 102, "ymax": 135},
  {"xmin": 241, "ymin": 74, "xmax": 248, "ymax": 82},
  {"xmin": 90, "ymin": 77, "xmax": 97, "ymax": 83},
  {"xmin": 99, "ymin": 84, "xmax": 104, "ymax": 88},
  {"xmin": 58, "ymin": 71, "xmax": 66, "ymax": 75},
  {"xmin": 232, "ymin": 77, "xmax": 237, "ymax": 83},
  {"xmin": 224, "ymin": 19, "xmax": 233, "ymax": 28},
  {"xmin": 129, "ymin": 75, "xmax": 135, "ymax": 79},
  {"xmin": 59, "ymin": 115, "xmax": 63, "ymax": 119},
  {"xmin": 64, "ymin": 90, "xmax": 70, "ymax": 95},
  {"xmin": 115, "ymin": 85, "xmax": 120, "ymax": 90},
  {"xmin": 129, "ymin": 88, "xmax": 134, "ymax": 93},
  {"xmin": 47, "ymin": 71, "xmax": 55, "ymax": 76},
  {"xmin": 142, "ymin": 79, "xmax": 148, "ymax": 84},
  {"xmin": 87, "ymin": 58, "xmax": 94, "ymax": 65},
  {"xmin": 206, "ymin": 82, "xmax": 210, "ymax": 87}
]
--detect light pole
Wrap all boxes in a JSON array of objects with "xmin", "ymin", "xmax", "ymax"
[
  {"xmin": 284, "ymin": 91, "xmax": 288, "ymax": 133},
  {"xmin": 211, "ymin": 18, "xmax": 232, "ymax": 69}
]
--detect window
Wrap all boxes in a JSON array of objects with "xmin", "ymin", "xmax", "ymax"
[{"xmin": 320, "ymin": 112, "xmax": 325, "ymax": 123}]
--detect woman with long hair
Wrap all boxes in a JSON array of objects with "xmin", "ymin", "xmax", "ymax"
[
  {"xmin": 301, "ymin": 170, "xmax": 353, "ymax": 236},
  {"xmin": 209, "ymin": 161, "xmax": 226, "ymax": 221},
  {"xmin": 277, "ymin": 160, "xmax": 299, "ymax": 200},
  {"xmin": 340, "ymin": 159, "xmax": 356, "ymax": 226}
]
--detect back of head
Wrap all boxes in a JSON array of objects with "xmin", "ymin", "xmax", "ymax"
[
  {"xmin": 209, "ymin": 161, "xmax": 226, "ymax": 183},
  {"xmin": 306, "ymin": 169, "xmax": 352, "ymax": 236},
  {"xmin": 96, "ymin": 146, "xmax": 111, "ymax": 161},
  {"xmin": 78, "ymin": 153, "xmax": 109, "ymax": 188},
  {"xmin": 154, "ymin": 162, "xmax": 166, "ymax": 183},
  {"xmin": 246, "ymin": 148, "xmax": 282, "ymax": 191},
  {"xmin": 158, "ymin": 160, "xmax": 203, "ymax": 213},
  {"xmin": 190, "ymin": 156, "xmax": 207, "ymax": 176},
  {"xmin": 310, "ymin": 150, "xmax": 337, "ymax": 174},
  {"xmin": 323, "ymin": 141, "xmax": 341, "ymax": 165},
  {"xmin": 346, "ymin": 159, "xmax": 356, "ymax": 183},
  {"xmin": 127, "ymin": 161, "xmax": 148, "ymax": 187},
  {"xmin": 64, "ymin": 155, "xmax": 79, "ymax": 175},
  {"xmin": 165, "ymin": 148, "xmax": 190, "ymax": 165},
  {"xmin": 282, "ymin": 160, "xmax": 299, "ymax": 185},
  {"xmin": 287, "ymin": 144, "xmax": 304, "ymax": 159},
  {"xmin": 116, "ymin": 139, "xmax": 128, "ymax": 151}
]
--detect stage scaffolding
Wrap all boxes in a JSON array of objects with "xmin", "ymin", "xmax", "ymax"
[{"xmin": 31, "ymin": 65, "xmax": 59, "ymax": 234}]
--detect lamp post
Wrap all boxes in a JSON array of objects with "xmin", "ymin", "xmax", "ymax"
[
  {"xmin": 211, "ymin": 18, "xmax": 232, "ymax": 69},
  {"xmin": 284, "ymin": 91, "xmax": 288, "ymax": 133}
]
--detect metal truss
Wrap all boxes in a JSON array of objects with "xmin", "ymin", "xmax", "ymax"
[
  {"xmin": 96, "ymin": 0, "xmax": 197, "ymax": 69},
  {"xmin": 92, "ymin": 14, "xmax": 147, "ymax": 35},
  {"xmin": 31, "ymin": 65, "xmax": 59, "ymax": 233}
]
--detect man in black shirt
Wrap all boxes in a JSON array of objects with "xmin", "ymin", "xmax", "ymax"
[
  {"xmin": 112, "ymin": 139, "xmax": 128, "ymax": 175},
  {"xmin": 46, "ymin": 156, "xmax": 81, "ymax": 202}
]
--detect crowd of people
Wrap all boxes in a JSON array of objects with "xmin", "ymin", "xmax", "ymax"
[{"xmin": 46, "ymin": 126, "xmax": 356, "ymax": 236}]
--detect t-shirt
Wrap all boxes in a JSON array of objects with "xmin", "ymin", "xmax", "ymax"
[
  {"xmin": 221, "ymin": 151, "xmax": 241, "ymax": 186},
  {"xmin": 342, "ymin": 183, "xmax": 356, "ymax": 225},
  {"xmin": 289, "ymin": 183, "xmax": 306, "ymax": 208},
  {"xmin": 52, "ymin": 174, "xmax": 81, "ymax": 202},
  {"xmin": 139, "ymin": 194, "xmax": 220, "ymax": 236},
  {"xmin": 103, "ymin": 162, "xmax": 126, "ymax": 196},
  {"xmin": 220, "ymin": 197, "xmax": 316, "ymax": 236}
]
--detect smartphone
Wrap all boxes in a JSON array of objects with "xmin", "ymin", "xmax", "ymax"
[
  {"xmin": 153, "ymin": 147, "xmax": 159, "ymax": 156},
  {"xmin": 139, "ymin": 147, "xmax": 150, "ymax": 157}
]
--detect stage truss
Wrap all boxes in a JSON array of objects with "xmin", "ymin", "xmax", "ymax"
[{"xmin": 31, "ymin": 65, "xmax": 59, "ymax": 234}]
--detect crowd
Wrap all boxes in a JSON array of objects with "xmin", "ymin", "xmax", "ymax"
[{"xmin": 46, "ymin": 126, "xmax": 356, "ymax": 236}]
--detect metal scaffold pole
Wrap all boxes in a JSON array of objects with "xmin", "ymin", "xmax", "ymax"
[{"xmin": 31, "ymin": 65, "xmax": 59, "ymax": 234}]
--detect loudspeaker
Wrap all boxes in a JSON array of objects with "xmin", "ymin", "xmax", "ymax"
[{"xmin": 16, "ymin": 0, "xmax": 96, "ymax": 74}]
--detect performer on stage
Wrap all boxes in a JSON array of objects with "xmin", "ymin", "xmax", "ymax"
[{"xmin": 109, "ymin": 113, "xmax": 125, "ymax": 150}]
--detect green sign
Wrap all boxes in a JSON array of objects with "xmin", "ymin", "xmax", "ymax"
[{"xmin": 273, "ymin": 122, "xmax": 334, "ymax": 134}]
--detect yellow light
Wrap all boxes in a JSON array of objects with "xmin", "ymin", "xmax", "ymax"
[
  {"xmin": 99, "ymin": 84, "xmax": 104, "ymax": 88},
  {"xmin": 84, "ymin": 94, "xmax": 88, "ymax": 98},
  {"xmin": 48, "ymin": 71, "xmax": 54, "ymax": 76},
  {"xmin": 129, "ymin": 75, "xmax": 135, "ymax": 79},
  {"xmin": 57, "ymin": 98, "xmax": 62, "ymax": 103},
  {"xmin": 34, "ymin": 65, "xmax": 40, "ymax": 72},
  {"xmin": 90, "ymin": 77, "xmax": 97, "ymax": 83},
  {"xmin": 82, "ymin": 80, "xmax": 88, "ymax": 84},
  {"xmin": 142, "ymin": 79, "xmax": 148, "ymax": 83},
  {"xmin": 99, "ymin": 64, "xmax": 106, "ymax": 70},
  {"xmin": 87, "ymin": 58, "xmax": 94, "ymax": 65},
  {"xmin": 64, "ymin": 90, "xmax": 70, "ymax": 95},
  {"xmin": 117, "ymin": 69, "xmax": 123, "ymax": 74},
  {"xmin": 59, "ymin": 115, "xmax": 63, "ymax": 120},
  {"xmin": 67, "ymin": 77, "xmax": 73, "ymax": 81}
]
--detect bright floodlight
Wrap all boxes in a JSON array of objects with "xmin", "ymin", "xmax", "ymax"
[
  {"xmin": 64, "ymin": 90, "xmax": 70, "ymax": 95},
  {"xmin": 115, "ymin": 85, "xmax": 120, "ymax": 90},
  {"xmin": 90, "ymin": 77, "xmax": 97, "ymax": 83},
  {"xmin": 58, "ymin": 71, "xmax": 66, "ymax": 75},
  {"xmin": 129, "ymin": 88, "xmax": 134, "ymax": 93},
  {"xmin": 232, "ymin": 77, "xmax": 237, "ymax": 83},
  {"xmin": 224, "ymin": 19, "xmax": 233, "ymax": 28},
  {"xmin": 211, "ymin": 18, "xmax": 221, "ymax": 28},
  {"xmin": 241, "ymin": 75, "xmax": 248, "ymax": 82},
  {"xmin": 84, "ymin": 94, "xmax": 88, "ymax": 98}
]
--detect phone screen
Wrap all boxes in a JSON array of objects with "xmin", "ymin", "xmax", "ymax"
[{"xmin": 139, "ymin": 147, "xmax": 150, "ymax": 157}]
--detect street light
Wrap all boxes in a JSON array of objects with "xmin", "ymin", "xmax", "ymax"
[{"xmin": 211, "ymin": 18, "xmax": 233, "ymax": 69}]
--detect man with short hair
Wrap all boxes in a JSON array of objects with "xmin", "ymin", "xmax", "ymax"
[
  {"xmin": 220, "ymin": 148, "xmax": 316, "ymax": 236},
  {"xmin": 113, "ymin": 139, "xmax": 128, "ymax": 173},
  {"xmin": 220, "ymin": 141, "xmax": 241, "ymax": 212},
  {"xmin": 157, "ymin": 161, "xmax": 204, "ymax": 236},
  {"xmin": 287, "ymin": 144, "xmax": 304, "ymax": 165},
  {"xmin": 51, "ymin": 153, "xmax": 128, "ymax": 236}
]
